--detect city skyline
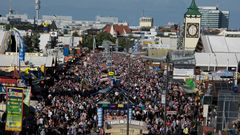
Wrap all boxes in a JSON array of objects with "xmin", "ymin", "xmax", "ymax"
[{"xmin": 0, "ymin": 0, "xmax": 239, "ymax": 28}]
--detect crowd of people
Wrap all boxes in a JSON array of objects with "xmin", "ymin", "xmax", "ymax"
[{"xmin": 33, "ymin": 51, "xmax": 203, "ymax": 135}]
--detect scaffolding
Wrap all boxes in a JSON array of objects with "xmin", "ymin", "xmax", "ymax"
[
  {"xmin": 102, "ymin": 40, "xmax": 113, "ymax": 72},
  {"xmin": 216, "ymin": 81, "xmax": 240, "ymax": 131}
]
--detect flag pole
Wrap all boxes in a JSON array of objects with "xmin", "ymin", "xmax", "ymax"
[
  {"xmin": 16, "ymin": 29, "xmax": 21, "ymax": 79},
  {"xmin": 18, "ymin": 54, "xmax": 21, "ymax": 79},
  {"xmin": 14, "ymin": 27, "xmax": 24, "ymax": 79}
]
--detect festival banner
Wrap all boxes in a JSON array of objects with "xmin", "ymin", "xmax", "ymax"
[
  {"xmin": 14, "ymin": 28, "xmax": 25, "ymax": 61},
  {"xmin": 5, "ymin": 87, "xmax": 23, "ymax": 132}
]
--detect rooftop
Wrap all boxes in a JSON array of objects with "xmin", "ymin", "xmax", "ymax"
[
  {"xmin": 198, "ymin": 6, "xmax": 218, "ymax": 10},
  {"xmin": 185, "ymin": 0, "xmax": 201, "ymax": 17}
]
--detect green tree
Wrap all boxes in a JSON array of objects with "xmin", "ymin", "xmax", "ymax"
[
  {"xmin": 72, "ymin": 31, "xmax": 79, "ymax": 37},
  {"xmin": 82, "ymin": 32, "xmax": 116, "ymax": 49},
  {"xmin": 31, "ymin": 32, "xmax": 40, "ymax": 52},
  {"xmin": 23, "ymin": 32, "xmax": 40, "ymax": 52},
  {"xmin": 24, "ymin": 34, "xmax": 34, "ymax": 52},
  {"xmin": 96, "ymin": 32, "xmax": 115, "ymax": 47},
  {"xmin": 82, "ymin": 35, "xmax": 94, "ymax": 49},
  {"xmin": 118, "ymin": 36, "xmax": 134, "ymax": 50}
]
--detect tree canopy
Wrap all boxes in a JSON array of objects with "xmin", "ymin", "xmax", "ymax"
[
  {"xmin": 82, "ymin": 32, "xmax": 135, "ymax": 51},
  {"xmin": 82, "ymin": 32, "xmax": 115, "ymax": 49},
  {"xmin": 23, "ymin": 32, "xmax": 40, "ymax": 52}
]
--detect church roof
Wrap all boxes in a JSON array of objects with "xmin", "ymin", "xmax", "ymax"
[
  {"xmin": 103, "ymin": 24, "xmax": 131, "ymax": 36},
  {"xmin": 185, "ymin": 0, "xmax": 201, "ymax": 16}
]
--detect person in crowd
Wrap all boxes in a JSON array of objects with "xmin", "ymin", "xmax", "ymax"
[{"xmin": 34, "ymin": 51, "xmax": 203, "ymax": 135}]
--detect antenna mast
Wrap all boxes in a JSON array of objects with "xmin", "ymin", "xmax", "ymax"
[
  {"xmin": 216, "ymin": 0, "xmax": 220, "ymax": 9},
  {"xmin": 9, "ymin": 0, "xmax": 14, "ymax": 15},
  {"xmin": 35, "ymin": 0, "xmax": 40, "ymax": 20},
  {"xmin": 142, "ymin": 9, "xmax": 145, "ymax": 17}
]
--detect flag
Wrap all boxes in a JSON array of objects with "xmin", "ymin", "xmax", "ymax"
[{"xmin": 14, "ymin": 28, "xmax": 25, "ymax": 61}]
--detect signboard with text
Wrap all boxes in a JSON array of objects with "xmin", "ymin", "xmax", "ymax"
[
  {"xmin": 5, "ymin": 87, "xmax": 23, "ymax": 132},
  {"xmin": 97, "ymin": 108, "xmax": 103, "ymax": 127}
]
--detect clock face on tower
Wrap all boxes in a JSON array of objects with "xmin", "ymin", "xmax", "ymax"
[{"xmin": 186, "ymin": 23, "xmax": 199, "ymax": 38}]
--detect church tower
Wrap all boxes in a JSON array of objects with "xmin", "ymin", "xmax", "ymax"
[{"xmin": 183, "ymin": 0, "xmax": 201, "ymax": 50}]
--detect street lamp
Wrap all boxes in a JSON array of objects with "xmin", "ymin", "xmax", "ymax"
[
  {"xmin": 164, "ymin": 52, "xmax": 170, "ymax": 135},
  {"xmin": 126, "ymin": 42, "xmax": 133, "ymax": 135},
  {"xmin": 127, "ymin": 52, "xmax": 131, "ymax": 135}
]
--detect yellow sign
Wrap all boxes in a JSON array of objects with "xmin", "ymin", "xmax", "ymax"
[
  {"xmin": 143, "ymin": 41, "xmax": 155, "ymax": 45},
  {"xmin": 117, "ymin": 104, "xmax": 124, "ymax": 108},
  {"xmin": 42, "ymin": 22, "xmax": 49, "ymax": 27},
  {"xmin": 108, "ymin": 72, "xmax": 114, "ymax": 76}
]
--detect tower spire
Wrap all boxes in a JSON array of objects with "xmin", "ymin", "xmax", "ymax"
[{"xmin": 185, "ymin": 0, "xmax": 201, "ymax": 17}]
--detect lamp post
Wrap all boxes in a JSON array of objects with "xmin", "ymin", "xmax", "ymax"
[
  {"xmin": 127, "ymin": 51, "xmax": 131, "ymax": 135},
  {"xmin": 164, "ymin": 53, "xmax": 170, "ymax": 135},
  {"xmin": 126, "ymin": 41, "xmax": 133, "ymax": 135}
]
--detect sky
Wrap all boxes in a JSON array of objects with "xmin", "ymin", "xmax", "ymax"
[{"xmin": 0, "ymin": 0, "xmax": 239, "ymax": 28}]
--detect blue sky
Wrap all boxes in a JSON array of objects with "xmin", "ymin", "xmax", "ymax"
[{"xmin": 0, "ymin": 0, "xmax": 239, "ymax": 28}]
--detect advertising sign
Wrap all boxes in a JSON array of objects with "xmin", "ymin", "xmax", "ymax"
[
  {"xmin": 129, "ymin": 108, "xmax": 132, "ymax": 120},
  {"xmin": 5, "ymin": 87, "xmax": 23, "ymax": 132},
  {"xmin": 63, "ymin": 47, "xmax": 70, "ymax": 56},
  {"xmin": 108, "ymin": 71, "xmax": 115, "ymax": 76},
  {"xmin": 161, "ymin": 95, "xmax": 166, "ymax": 104},
  {"xmin": 97, "ymin": 108, "xmax": 103, "ymax": 127}
]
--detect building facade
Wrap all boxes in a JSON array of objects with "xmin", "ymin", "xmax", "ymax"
[
  {"xmin": 139, "ymin": 17, "xmax": 153, "ymax": 28},
  {"xmin": 199, "ymin": 7, "xmax": 229, "ymax": 29},
  {"xmin": 96, "ymin": 16, "xmax": 118, "ymax": 24}
]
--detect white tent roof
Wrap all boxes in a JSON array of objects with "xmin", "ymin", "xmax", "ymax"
[
  {"xmin": 195, "ymin": 53, "xmax": 238, "ymax": 67},
  {"xmin": 214, "ymin": 53, "xmax": 237, "ymax": 67},
  {"xmin": 39, "ymin": 33, "xmax": 50, "ymax": 51},
  {"xmin": 0, "ymin": 55, "xmax": 55, "ymax": 67},
  {"xmin": 201, "ymin": 35, "xmax": 240, "ymax": 53},
  {"xmin": 0, "ymin": 30, "xmax": 8, "ymax": 53},
  {"xmin": 225, "ymin": 37, "xmax": 240, "ymax": 53},
  {"xmin": 195, "ymin": 53, "xmax": 217, "ymax": 67}
]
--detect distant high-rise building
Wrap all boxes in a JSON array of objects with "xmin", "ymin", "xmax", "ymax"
[
  {"xmin": 220, "ymin": 11, "xmax": 230, "ymax": 28},
  {"xmin": 199, "ymin": 6, "xmax": 229, "ymax": 29},
  {"xmin": 96, "ymin": 16, "xmax": 118, "ymax": 24},
  {"xmin": 139, "ymin": 17, "xmax": 153, "ymax": 28}
]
